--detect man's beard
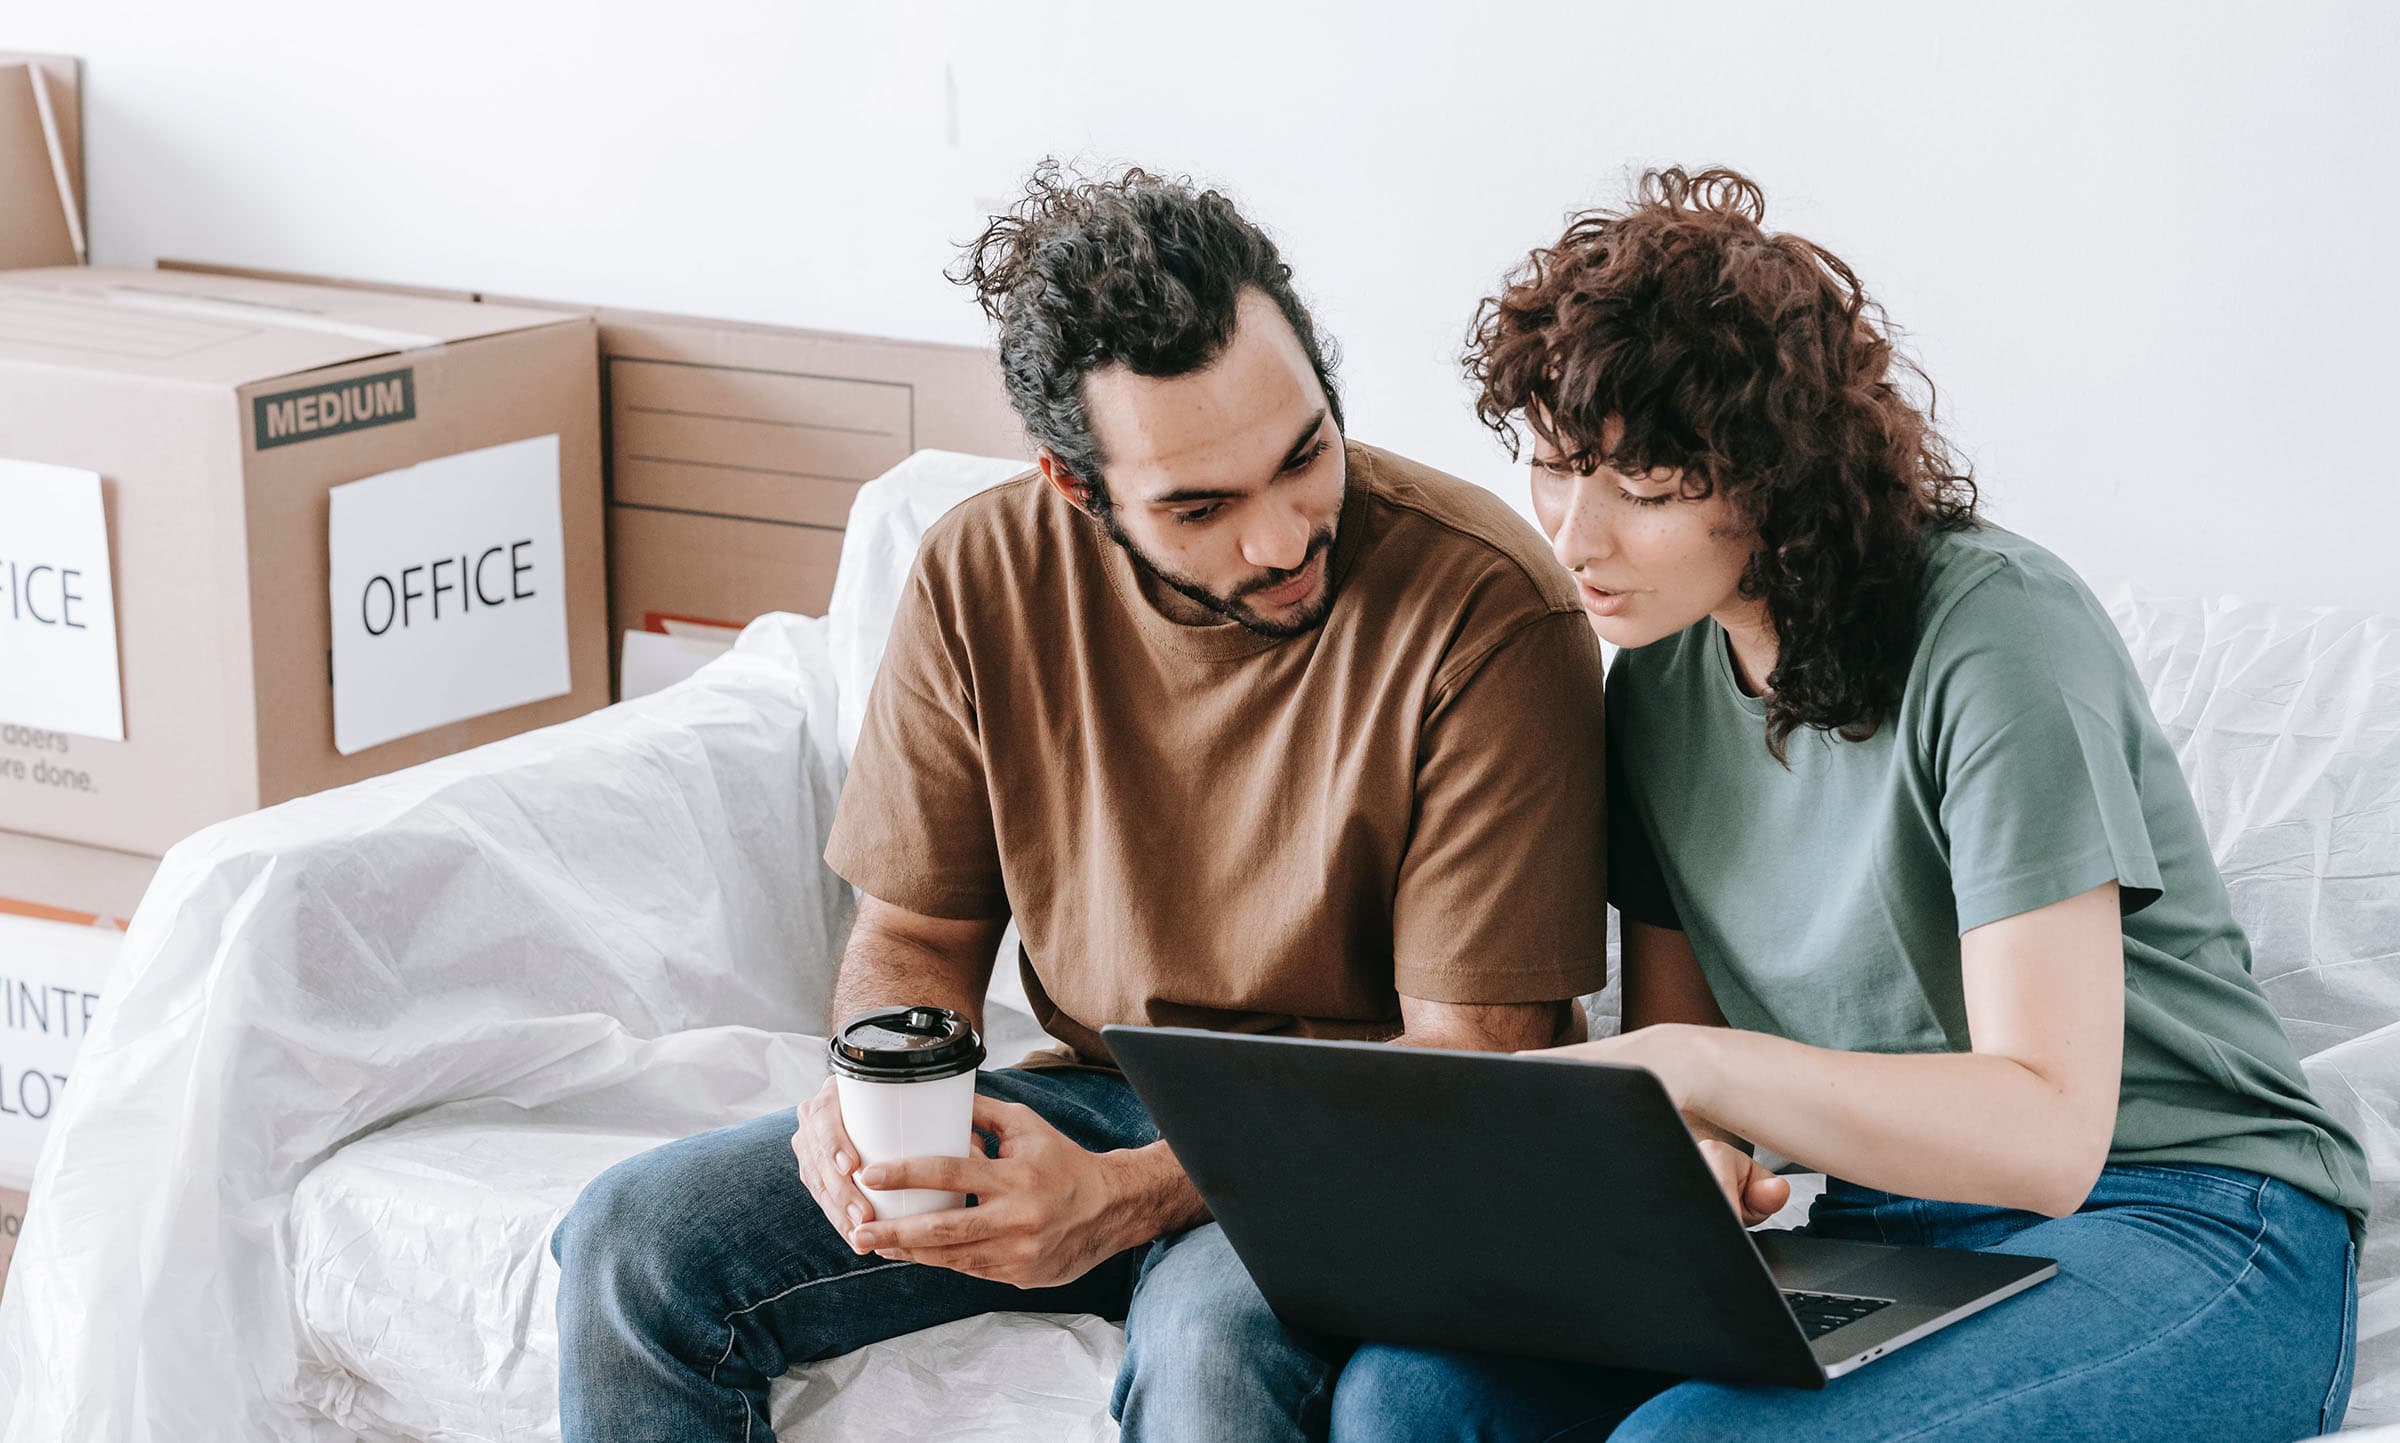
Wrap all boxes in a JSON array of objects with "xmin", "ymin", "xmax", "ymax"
[{"xmin": 1098, "ymin": 511, "xmax": 1341, "ymax": 639}]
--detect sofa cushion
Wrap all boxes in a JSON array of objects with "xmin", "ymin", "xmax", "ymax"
[{"xmin": 290, "ymin": 1093, "xmax": 1127, "ymax": 1442}]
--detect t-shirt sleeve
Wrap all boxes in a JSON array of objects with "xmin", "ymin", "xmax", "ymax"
[
  {"xmin": 821, "ymin": 561, "xmax": 1009, "ymax": 920},
  {"xmin": 1390, "ymin": 610, "xmax": 1612, "ymax": 1004},
  {"xmin": 1926, "ymin": 563, "xmax": 2165, "ymax": 935},
  {"xmin": 1603, "ymin": 692, "xmax": 1683, "ymax": 931}
]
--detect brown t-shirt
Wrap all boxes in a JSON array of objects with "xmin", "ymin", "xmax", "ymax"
[{"xmin": 823, "ymin": 440, "xmax": 1609, "ymax": 1067}]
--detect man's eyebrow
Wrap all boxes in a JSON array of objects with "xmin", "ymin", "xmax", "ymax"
[{"xmin": 1142, "ymin": 410, "xmax": 1330, "ymax": 506}]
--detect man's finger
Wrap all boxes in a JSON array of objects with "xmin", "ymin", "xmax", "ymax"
[
  {"xmin": 854, "ymin": 1200, "xmax": 1008, "ymax": 1253},
  {"xmin": 969, "ymin": 1094, "xmax": 1040, "ymax": 1134},
  {"xmin": 793, "ymin": 1098, "xmax": 879, "ymax": 1240},
  {"xmin": 872, "ymin": 1244, "xmax": 1008, "ymax": 1280},
  {"xmin": 858, "ymin": 1154, "xmax": 992, "ymax": 1195}
]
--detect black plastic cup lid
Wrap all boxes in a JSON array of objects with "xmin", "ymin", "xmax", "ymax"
[{"xmin": 829, "ymin": 1006, "xmax": 985, "ymax": 1082}]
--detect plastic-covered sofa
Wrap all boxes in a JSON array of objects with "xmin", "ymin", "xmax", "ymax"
[{"xmin": 0, "ymin": 450, "xmax": 2392, "ymax": 1441}]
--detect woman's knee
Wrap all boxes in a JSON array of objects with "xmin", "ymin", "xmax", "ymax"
[
  {"xmin": 1328, "ymin": 1345, "xmax": 1464, "ymax": 1443},
  {"xmin": 1331, "ymin": 1345, "xmax": 1646, "ymax": 1443}
]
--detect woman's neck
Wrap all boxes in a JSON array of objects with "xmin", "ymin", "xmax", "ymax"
[{"xmin": 1716, "ymin": 600, "xmax": 1779, "ymax": 697}]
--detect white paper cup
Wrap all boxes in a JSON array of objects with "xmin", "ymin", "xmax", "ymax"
[
  {"xmin": 828, "ymin": 1006, "xmax": 987, "ymax": 1220},
  {"xmin": 836, "ymin": 1068, "xmax": 979, "ymax": 1217}
]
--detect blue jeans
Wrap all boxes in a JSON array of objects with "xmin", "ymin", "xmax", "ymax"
[
  {"xmin": 551, "ymin": 1064, "xmax": 1344, "ymax": 1441},
  {"xmin": 1329, "ymin": 1163, "xmax": 2361, "ymax": 1442}
]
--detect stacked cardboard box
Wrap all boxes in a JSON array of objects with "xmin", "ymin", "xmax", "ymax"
[
  {"xmin": 159, "ymin": 261, "xmax": 1032, "ymax": 688},
  {"xmin": 0, "ymin": 51, "xmax": 81, "ymax": 272},
  {"xmin": 0, "ymin": 265, "xmax": 610, "ymax": 1214},
  {"xmin": 1, "ymin": 55, "xmax": 98, "ymax": 1242}
]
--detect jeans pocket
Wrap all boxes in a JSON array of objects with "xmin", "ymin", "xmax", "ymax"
[{"xmin": 2319, "ymin": 1238, "xmax": 2358, "ymax": 1435}]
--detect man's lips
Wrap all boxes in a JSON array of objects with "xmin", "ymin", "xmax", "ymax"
[{"xmin": 1250, "ymin": 552, "xmax": 1323, "ymax": 607}]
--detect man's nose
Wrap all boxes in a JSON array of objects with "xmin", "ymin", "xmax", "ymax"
[{"xmin": 1242, "ymin": 500, "xmax": 1312, "ymax": 573}]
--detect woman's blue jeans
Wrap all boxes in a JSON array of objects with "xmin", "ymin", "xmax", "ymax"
[{"xmin": 1329, "ymin": 1163, "xmax": 2360, "ymax": 1442}]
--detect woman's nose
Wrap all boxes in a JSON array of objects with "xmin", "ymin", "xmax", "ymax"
[{"xmin": 1551, "ymin": 482, "xmax": 1613, "ymax": 575}]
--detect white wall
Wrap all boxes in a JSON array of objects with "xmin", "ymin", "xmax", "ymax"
[{"xmin": 21, "ymin": 1, "xmax": 2398, "ymax": 611}]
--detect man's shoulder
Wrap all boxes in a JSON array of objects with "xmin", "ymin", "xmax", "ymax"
[
  {"xmin": 1351, "ymin": 441, "xmax": 1581, "ymax": 620},
  {"xmin": 916, "ymin": 468, "xmax": 1058, "ymax": 563}
]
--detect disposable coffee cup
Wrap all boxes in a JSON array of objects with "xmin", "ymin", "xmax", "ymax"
[{"xmin": 829, "ymin": 1006, "xmax": 986, "ymax": 1219}]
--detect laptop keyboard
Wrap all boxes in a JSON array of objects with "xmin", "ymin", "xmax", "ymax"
[{"xmin": 1783, "ymin": 1290, "xmax": 1895, "ymax": 1340}]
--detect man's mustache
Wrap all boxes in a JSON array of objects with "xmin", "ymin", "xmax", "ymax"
[{"xmin": 1231, "ymin": 530, "xmax": 1335, "ymax": 600}]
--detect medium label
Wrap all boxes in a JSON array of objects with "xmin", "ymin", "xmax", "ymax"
[{"xmin": 253, "ymin": 367, "xmax": 417, "ymax": 450}]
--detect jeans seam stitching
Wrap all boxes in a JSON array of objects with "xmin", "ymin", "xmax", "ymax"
[
  {"xmin": 707, "ymin": 1258, "xmax": 916, "ymax": 1386},
  {"xmin": 1879, "ymin": 1175, "xmax": 2272, "ymax": 1442},
  {"xmin": 2321, "ymin": 1238, "xmax": 2358, "ymax": 1431}
]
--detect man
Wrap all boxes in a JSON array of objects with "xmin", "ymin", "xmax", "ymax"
[{"xmin": 551, "ymin": 162, "xmax": 1611, "ymax": 1442}]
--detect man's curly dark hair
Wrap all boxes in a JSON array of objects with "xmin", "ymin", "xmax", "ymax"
[
  {"xmin": 1466, "ymin": 166, "xmax": 1980, "ymax": 762},
  {"xmin": 951, "ymin": 161, "xmax": 1343, "ymax": 510}
]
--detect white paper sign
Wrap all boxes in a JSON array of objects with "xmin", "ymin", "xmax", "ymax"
[
  {"xmin": 620, "ymin": 628, "xmax": 730, "ymax": 701},
  {"xmin": 328, "ymin": 434, "xmax": 571, "ymax": 755},
  {"xmin": 0, "ymin": 911, "xmax": 122, "ymax": 1185},
  {"xmin": 0, "ymin": 459, "xmax": 125, "ymax": 742}
]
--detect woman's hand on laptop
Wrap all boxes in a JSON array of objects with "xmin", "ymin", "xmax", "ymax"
[
  {"xmin": 1534, "ymin": 1025, "xmax": 1789, "ymax": 1224},
  {"xmin": 1697, "ymin": 1137, "xmax": 1794, "ymax": 1227}
]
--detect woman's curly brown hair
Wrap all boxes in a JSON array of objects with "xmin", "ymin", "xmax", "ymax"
[{"xmin": 1467, "ymin": 166, "xmax": 1979, "ymax": 762}]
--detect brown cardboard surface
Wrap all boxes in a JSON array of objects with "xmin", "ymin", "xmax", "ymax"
[
  {"xmin": 592, "ymin": 309, "xmax": 1025, "ymax": 658},
  {"xmin": 607, "ymin": 506, "xmax": 846, "ymax": 636},
  {"xmin": 0, "ymin": 53, "xmax": 78, "ymax": 229},
  {"xmin": 0, "ymin": 268, "xmax": 608, "ymax": 855},
  {"xmin": 150, "ymin": 259, "xmax": 1032, "ymax": 688},
  {"xmin": 0, "ymin": 266, "xmax": 570, "ymax": 386},
  {"xmin": 0, "ymin": 59, "xmax": 77, "ymax": 270},
  {"xmin": 242, "ymin": 324, "xmax": 609, "ymax": 807},
  {"xmin": 0, "ymin": 830, "xmax": 157, "ymax": 926},
  {"xmin": 0, "ymin": 1184, "xmax": 24, "ymax": 1295}
]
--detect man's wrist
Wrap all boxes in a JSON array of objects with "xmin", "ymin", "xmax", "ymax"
[{"xmin": 1100, "ymin": 1140, "xmax": 1205, "ymax": 1250}]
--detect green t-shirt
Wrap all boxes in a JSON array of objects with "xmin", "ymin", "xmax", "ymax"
[{"xmin": 1607, "ymin": 523, "xmax": 2370, "ymax": 1238}]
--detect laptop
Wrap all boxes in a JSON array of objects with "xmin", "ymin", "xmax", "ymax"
[{"xmin": 1104, "ymin": 1025, "xmax": 2056, "ymax": 1388}]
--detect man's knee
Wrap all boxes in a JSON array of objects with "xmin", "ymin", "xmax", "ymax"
[
  {"xmin": 1115, "ymin": 1226, "xmax": 1331, "ymax": 1432},
  {"xmin": 553, "ymin": 1146, "xmax": 697, "ymax": 1323}
]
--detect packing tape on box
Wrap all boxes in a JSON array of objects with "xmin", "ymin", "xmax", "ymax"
[{"xmin": 94, "ymin": 285, "xmax": 445, "ymax": 351}]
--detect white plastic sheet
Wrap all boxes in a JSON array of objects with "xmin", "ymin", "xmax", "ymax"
[
  {"xmin": 0, "ymin": 621, "xmax": 855, "ymax": 1440},
  {"xmin": 2101, "ymin": 583, "xmax": 2400, "ymax": 1431}
]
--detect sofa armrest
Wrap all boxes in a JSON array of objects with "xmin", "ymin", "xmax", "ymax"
[{"xmin": 0, "ymin": 613, "xmax": 851, "ymax": 1442}]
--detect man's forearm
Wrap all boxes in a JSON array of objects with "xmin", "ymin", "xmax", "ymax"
[
  {"xmin": 825, "ymin": 907, "xmax": 999, "ymax": 1035},
  {"xmin": 1395, "ymin": 997, "xmax": 1580, "ymax": 1051}
]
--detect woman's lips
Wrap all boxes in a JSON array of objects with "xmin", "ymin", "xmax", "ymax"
[{"xmin": 1579, "ymin": 581, "xmax": 1634, "ymax": 618}]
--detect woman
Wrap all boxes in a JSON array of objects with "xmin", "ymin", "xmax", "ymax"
[{"xmin": 1330, "ymin": 169, "xmax": 2367, "ymax": 1440}]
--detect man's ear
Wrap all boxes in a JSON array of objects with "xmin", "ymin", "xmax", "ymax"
[{"xmin": 1035, "ymin": 447, "xmax": 1101, "ymax": 516}]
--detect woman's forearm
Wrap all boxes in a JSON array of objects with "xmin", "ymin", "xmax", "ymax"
[{"xmin": 1672, "ymin": 1025, "xmax": 2116, "ymax": 1218}]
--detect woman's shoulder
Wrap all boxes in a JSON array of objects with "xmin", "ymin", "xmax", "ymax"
[
  {"xmin": 1916, "ymin": 524, "xmax": 2121, "ymax": 659},
  {"xmin": 1907, "ymin": 524, "xmax": 2141, "ymax": 717}
]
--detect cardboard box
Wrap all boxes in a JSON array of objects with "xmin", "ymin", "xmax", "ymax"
[
  {"xmin": 157, "ymin": 262, "xmax": 1031, "ymax": 685},
  {"xmin": 0, "ymin": 1184, "xmax": 25, "ymax": 1295},
  {"xmin": 574, "ymin": 307, "xmax": 1026, "ymax": 639},
  {"xmin": 0, "ymin": 830, "xmax": 154, "ymax": 926},
  {"xmin": 0, "ymin": 832, "xmax": 153, "ymax": 1194},
  {"xmin": 0, "ymin": 266, "xmax": 607, "ymax": 856},
  {"xmin": 0, "ymin": 53, "xmax": 82, "ymax": 270}
]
